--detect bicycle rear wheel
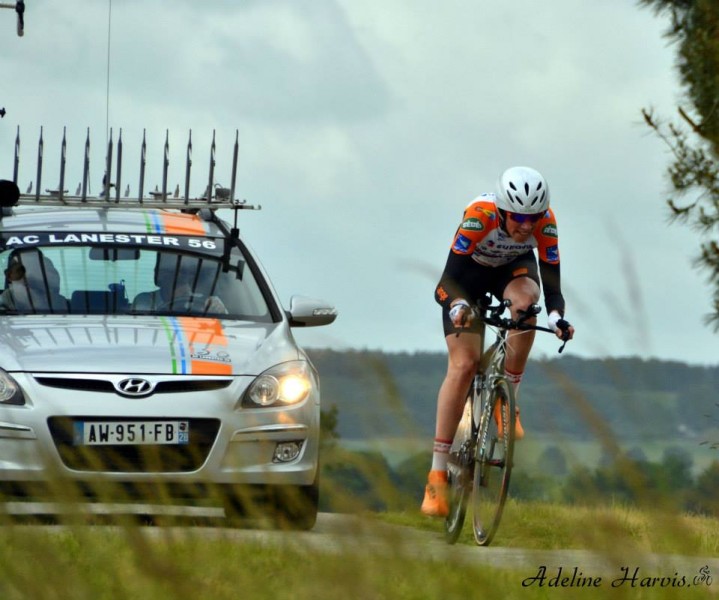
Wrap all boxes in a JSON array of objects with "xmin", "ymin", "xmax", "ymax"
[
  {"xmin": 472, "ymin": 377, "xmax": 515, "ymax": 546},
  {"xmin": 444, "ymin": 396, "xmax": 474, "ymax": 544}
]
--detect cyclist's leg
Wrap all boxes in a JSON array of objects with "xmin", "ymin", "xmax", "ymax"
[
  {"xmin": 436, "ymin": 331, "xmax": 484, "ymax": 444},
  {"xmin": 422, "ymin": 323, "xmax": 483, "ymax": 517},
  {"xmin": 494, "ymin": 253, "xmax": 541, "ymax": 438},
  {"xmin": 503, "ymin": 275, "xmax": 540, "ymax": 374}
]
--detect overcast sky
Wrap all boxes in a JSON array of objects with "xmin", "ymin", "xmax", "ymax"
[{"xmin": 1, "ymin": 0, "xmax": 717, "ymax": 365}]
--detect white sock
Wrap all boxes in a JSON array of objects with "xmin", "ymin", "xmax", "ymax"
[
  {"xmin": 504, "ymin": 369, "xmax": 523, "ymax": 400},
  {"xmin": 430, "ymin": 438, "xmax": 452, "ymax": 472}
]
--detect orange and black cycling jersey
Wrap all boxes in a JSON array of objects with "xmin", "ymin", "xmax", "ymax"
[
  {"xmin": 450, "ymin": 195, "xmax": 559, "ymax": 267},
  {"xmin": 436, "ymin": 193, "xmax": 565, "ymax": 316}
]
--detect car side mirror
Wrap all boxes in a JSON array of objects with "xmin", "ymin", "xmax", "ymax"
[{"xmin": 287, "ymin": 295, "xmax": 337, "ymax": 327}]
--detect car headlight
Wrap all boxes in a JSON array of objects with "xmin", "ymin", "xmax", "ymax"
[
  {"xmin": 243, "ymin": 361, "xmax": 313, "ymax": 408},
  {"xmin": 0, "ymin": 369, "xmax": 25, "ymax": 406}
]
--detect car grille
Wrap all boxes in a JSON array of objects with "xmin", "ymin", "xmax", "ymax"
[
  {"xmin": 35, "ymin": 377, "xmax": 231, "ymax": 394},
  {"xmin": 47, "ymin": 417, "xmax": 221, "ymax": 473}
]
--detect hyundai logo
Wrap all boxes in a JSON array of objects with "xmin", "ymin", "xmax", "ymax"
[{"xmin": 116, "ymin": 378, "xmax": 154, "ymax": 397}]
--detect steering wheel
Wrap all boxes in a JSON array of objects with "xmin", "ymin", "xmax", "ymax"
[{"xmin": 156, "ymin": 294, "xmax": 202, "ymax": 311}]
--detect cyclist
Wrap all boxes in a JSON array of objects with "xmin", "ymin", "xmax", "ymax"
[{"xmin": 421, "ymin": 166, "xmax": 575, "ymax": 517}]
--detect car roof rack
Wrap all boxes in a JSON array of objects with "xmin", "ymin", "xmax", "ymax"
[{"xmin": 5, "ymin": 126, "xmax": 260, "ymax": 211}]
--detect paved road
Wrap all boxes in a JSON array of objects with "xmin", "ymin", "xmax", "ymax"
[{"xmin": 142, "ymin": 512, "xmax": 719, "ymax": 585}]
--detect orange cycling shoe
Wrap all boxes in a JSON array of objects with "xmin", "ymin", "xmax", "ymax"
[
  {"xmin": 420, "ymin": 470, "xmax": 449, "ymax": 517},
  {"xmin": 494, "ymin": 404, "xmax": 524, "ymax": 440}
]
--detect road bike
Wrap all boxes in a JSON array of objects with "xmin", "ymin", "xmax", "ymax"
[{"xmin": 444, "ymin": 297, "xmax": 570, "ymax": 546}]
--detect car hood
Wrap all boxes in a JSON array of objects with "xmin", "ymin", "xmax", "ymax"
[{"xmin": 0, "ymin": 315, "xmax": 299, "ymax": 375}]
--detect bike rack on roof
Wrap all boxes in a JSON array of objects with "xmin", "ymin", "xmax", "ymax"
[{"xmin": 6, "ymin": 127, "xmax": 260, "ymax": 212}]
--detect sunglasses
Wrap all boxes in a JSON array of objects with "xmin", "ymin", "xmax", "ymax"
[{"xmin": 507, "ymin": 211, "xmax": 544, "ymax": 224}]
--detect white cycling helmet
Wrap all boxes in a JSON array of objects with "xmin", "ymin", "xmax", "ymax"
[{"xmin": 495, "ymin": 166, "xmax": 550, "ymax": 214}]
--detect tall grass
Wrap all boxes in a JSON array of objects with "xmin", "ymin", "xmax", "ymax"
[
  {"xmin": 0, "ymin": 501, "xmax": 716, "ymax": 600},
  {"xmin": 381, "ymin": 498, "xmax": 719, "ymax": 555}
]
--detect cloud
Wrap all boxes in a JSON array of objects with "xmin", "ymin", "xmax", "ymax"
[{"xmin": 1, "ymin": 0, "xmax": 716, "ymax": 363}]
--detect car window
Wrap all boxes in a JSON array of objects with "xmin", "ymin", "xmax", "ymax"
[{"xmin": 0, "ymin": 242, "xmax": 272, "ymax": 321}]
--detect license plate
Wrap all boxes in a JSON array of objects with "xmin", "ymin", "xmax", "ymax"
[{"xmin": 73, "ymin": 420, "xmax": 190, "ymax": 446}]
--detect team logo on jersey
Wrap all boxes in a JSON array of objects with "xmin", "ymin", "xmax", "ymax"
[
  {"xmin": 472, "ymin": 207, "xmax": 495, "ymax": 219},
  {"xmin": 461, "ymin": 217, "xmax": 484, "ymax": 231},
  {"xmin": 542, "ymin": 224, "xmax": 558, "ymax": 238},
  {"xmin": 546, "ymin": 244, "xmax": 559, "ymax": 262},
  {"xmin": 453, "ymin": 234, "xmax": 472, "ymax": 253}
]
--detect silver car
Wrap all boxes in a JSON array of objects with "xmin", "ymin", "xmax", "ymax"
[{"xmin": 0, "ymin": 176, "xmax": 336, "ymax": 529}]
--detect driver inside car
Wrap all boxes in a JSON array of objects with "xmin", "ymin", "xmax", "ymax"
[{"xmin": 132, "ymin": 253, "xmax": 227, "ymax": 314}]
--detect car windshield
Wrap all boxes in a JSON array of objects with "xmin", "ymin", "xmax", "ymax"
[{"xmin": 0, "ymin": 238, "xmax": 273, "ymax": 321}]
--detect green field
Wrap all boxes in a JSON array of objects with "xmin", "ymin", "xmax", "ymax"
[{"xmin": 0, "ymin": 499, "xmax": 716, "ymax": 600}]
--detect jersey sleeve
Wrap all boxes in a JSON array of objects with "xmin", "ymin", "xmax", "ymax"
[
  {"xmin": 535, "ymin": 208, "xmax": 560, "ymax": 264},
  {"xmin": 535, "ymin": 209, "xmax": 565, "ymax": 314},
  {"xmin": 449, "ymin": 199, "xmax": 495, "ymax": 255},
  {"xmin": 436, "ymin": 200, "xmax": 493, "ymax": 307},
  {"xmin": 436, "ymin": 250, "xmax": 475, "ymax": 308}
]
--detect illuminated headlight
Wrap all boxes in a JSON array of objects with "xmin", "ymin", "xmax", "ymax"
[
  {"xmin": 243, "ymin": 361, "xmax": 312, "ymax": 408},
  {"xmin": 0, "ymin": 369, "xmax": 25, "ymax": 406}
]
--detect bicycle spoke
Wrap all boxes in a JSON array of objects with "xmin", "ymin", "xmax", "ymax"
[
  {"xmin": 472, "ymin": 378, "xmax": 515, "ymax": 546},
  {"xmin": 444, "ymin": 396, "xmax": 474, "ymax": 544}
]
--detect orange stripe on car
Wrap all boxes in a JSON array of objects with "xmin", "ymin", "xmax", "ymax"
[
  {"xmin": 190, "ymin": 360, "xmax": 232, "ymax": 375},
  {"xmin": 160, "ymin": 212, "xmax": 207, "ymax": 235},
  {"xmin": 178, "ymin": 317, "xmax": 228, "ymax": 346},
  {"xmin": 177, "ymin": 317, "xmax": 232, "ymax": 375}
]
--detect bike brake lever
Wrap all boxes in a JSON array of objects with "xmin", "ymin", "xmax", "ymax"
[
  {"xmin": 557, "ymin": 327, "xmax": 571, "ymax": 353},
  {"xmin": 516, "ymin": 303, "xmax": 542, "ymax": 327}
]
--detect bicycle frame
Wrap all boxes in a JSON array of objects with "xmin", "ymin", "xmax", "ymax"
[{"xmin": 445, "ymin": 297, "xmax": 568, "ymax": 546}]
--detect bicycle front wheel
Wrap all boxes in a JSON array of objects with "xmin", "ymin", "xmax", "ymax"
[
  {"xmin": 444, "ymin": 396, "xmax": 474, "ymax": 544},
  {"xmin": 472, "ymin": 377, "xmax": 515, "ymax": 546}
]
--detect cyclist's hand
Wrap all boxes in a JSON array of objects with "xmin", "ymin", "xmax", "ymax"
[
  {"xmin": 548, "ymin": 310, "xmax": 574, "ymax": 341},
  {"xmin": 449, "ymin": 299, "xmax": 474, "ymax": 328}
]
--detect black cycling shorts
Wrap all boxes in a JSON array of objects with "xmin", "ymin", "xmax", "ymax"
[{"xmin": 441, "ymin": 251, "xmax": 539, "ymax": 336}]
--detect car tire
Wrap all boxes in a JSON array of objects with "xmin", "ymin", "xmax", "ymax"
[
  {"xmin": 273, "ymin": 474, "xmax": 319, "ymax": 531},
  {"xmin": 221, "ymin": 471, "xmax": 319, "ymax": 531}
]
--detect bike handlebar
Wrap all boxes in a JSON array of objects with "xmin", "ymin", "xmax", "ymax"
[{"xmin": 469, "ymin": 296, "xmax": 571, "ymax": 353}]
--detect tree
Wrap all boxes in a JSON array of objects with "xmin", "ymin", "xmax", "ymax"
[
  {"xmin": 661, "ymin": 445, "xmax": 695, "ymax": 491},
  {"xmin": 686, "ymin": 460, "xmax": 719, "ymax": 516},
  {"xmin": 537, "ymin": 445, "xmax": 568, "ymax": 477},
  {"xmin": 320, "ymin": 403, "xmax": 340, "ymax": 450},
  {"xmin": 640, "ymin": 0, "xmax": 719, "ymax": 329}
]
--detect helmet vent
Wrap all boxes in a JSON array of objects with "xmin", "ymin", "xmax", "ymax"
[
  {"xmin": 509, "ymin": 182, "xmax": 517, "ymax": 191},
  {"xmin": 524, "ymin": 182, "xmax": 530, "ymax": 195}
]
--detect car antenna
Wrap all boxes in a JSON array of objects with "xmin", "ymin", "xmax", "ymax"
[
  {"xmin": 229, "ymin": 130, "xmax": 240, "ymax": 241},
  {"xmin": 0, "ymin": 1, "xmax": 25, "ymax": 37}
]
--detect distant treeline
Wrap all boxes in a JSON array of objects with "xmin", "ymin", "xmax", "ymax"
[
  {"xmin": 318, "ymin": 438, "xmax": 719, "ymax": 517},
  {"xmin": 306, "ymin": 349, "xmax": 719, "ymax": 443}
]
